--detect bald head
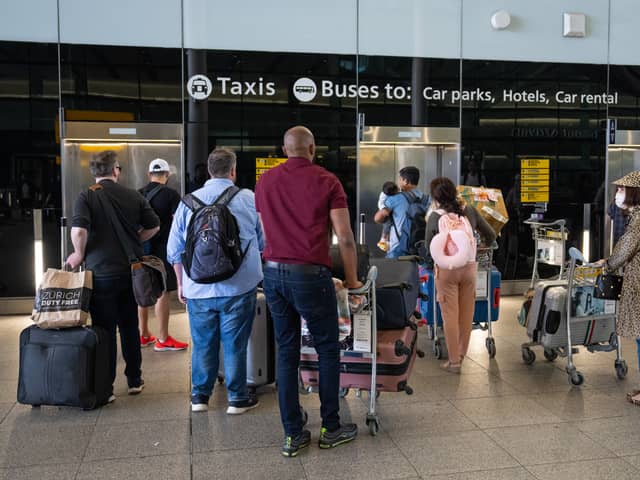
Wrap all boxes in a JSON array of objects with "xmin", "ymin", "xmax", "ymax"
[{"xmin": 283, "ymin": 126, "xmax": 315, "ymax": 160}]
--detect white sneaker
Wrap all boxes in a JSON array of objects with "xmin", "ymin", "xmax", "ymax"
[{"xmin": 107, "ymin": 394, "xmax": 116, "ymax": 404}]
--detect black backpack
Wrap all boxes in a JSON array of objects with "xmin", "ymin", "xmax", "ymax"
[
  {"xmin": 181, "ymin": 186, "xmax": 248, "ymax": 283},
  {"xmin": 394, "ymin": 191, "xmax": 430, "ymax": 256}
]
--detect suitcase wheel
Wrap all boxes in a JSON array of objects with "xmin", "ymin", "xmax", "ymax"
[
  {"xmin": 416, "ymin": 349, "xmax": 425, "ymax": 358},
  {"xmin": 543, "ymin": 348, "xmax": 558, "ymax": 362},
  {"xmin": 404, "ymin": 385, "xmax": 413, "ymax": 395},
  {"xmin": 521, "ymin": 347, "xmax": 536, "ymax": 365}
]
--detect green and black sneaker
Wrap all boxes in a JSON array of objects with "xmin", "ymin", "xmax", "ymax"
[
  {"xmin": 318, "ymin": 423, "xmax": 358, "ymax": 449},
  {"xmin": 282, "ymin": 429, "xmax": 311, "ymax": 457}
]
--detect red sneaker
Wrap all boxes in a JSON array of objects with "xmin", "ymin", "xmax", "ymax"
[
  {"xmin": 140, "ymin": 335, "xmax": 157, "ymax": 347},
  {"xmin": 154, "ymin": 336, "xmax": 189, "ymax": 352}
]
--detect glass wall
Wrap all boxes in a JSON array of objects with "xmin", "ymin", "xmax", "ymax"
[{"xmin": 3, "ymin": 1, "xmax": 640, "ymax": 299}]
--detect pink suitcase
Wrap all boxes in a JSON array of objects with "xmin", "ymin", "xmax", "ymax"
[{"xmin": 299, "ymin": 322, "xmax": 418, "ymax": 395}]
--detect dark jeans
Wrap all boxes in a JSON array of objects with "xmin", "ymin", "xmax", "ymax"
[
  {"xmin": 263, "ymin": 265, "xmax": 340, "ymax": 435},
  {"xmin": 90, "ymin": 273, "xmax": 142, "ymax": 390}
]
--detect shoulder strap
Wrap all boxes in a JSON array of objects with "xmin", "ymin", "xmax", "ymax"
[
  {"xmin": 144, "ymin": 184, "xmax": 164, "ymax": 203},
  {"xmin": 214, "ymin": 185, "xmax": 241, "ymax": 207},
  {"xmin": 181, "ymin": 193, "xmax": 206, "ymax": 212},
  {"xmin": 181, "ymin": 186, "xmax": 241, "ymax": 212},
  {"xmin": 88, "ymin": 184, "xmax": 138, "ymax": 263}
]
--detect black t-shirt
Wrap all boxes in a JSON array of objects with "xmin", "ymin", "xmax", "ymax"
[
  {"xmin": 138, "ymin": 182, "xmax": 181, "ymax": 257},
  {"xmin": 72, "ymin": 179, "xmax": 159, "ymax": 276}
]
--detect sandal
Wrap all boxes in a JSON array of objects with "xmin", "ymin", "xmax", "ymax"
[
  {"xmin": 440, "ymin": 361, "xmax": 461, "ymax": 374},
  {"xmin": 628, "ymin": 392, "xmax": 640, "ymax": 406},
  {"xmin": 627, "ymin": 389, "xmax": 640, "ymax": 404}
]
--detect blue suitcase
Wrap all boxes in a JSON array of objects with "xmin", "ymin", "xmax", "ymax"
[{"xmin": 419, "ymin": 266, "xmax": 501, "ymax": 327}]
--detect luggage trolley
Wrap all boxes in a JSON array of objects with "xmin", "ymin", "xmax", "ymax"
[
  {"xmin": 423, "ymin": 244, "xmax": 500, "ymax": 359},
  {"xmin": 521, "ymin": 248, "xmax": 627, "ymax": 385},
  {"xmin": 299, "ymin": 266, "xmax": 382, "ymax": 436},
  {"xmin": 524, "ymin": 219, "xmax": 568, "ymax": 287}
]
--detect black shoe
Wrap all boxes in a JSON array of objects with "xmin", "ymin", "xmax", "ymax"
[
  {"xmin": 226, "ymin": 394, "xmax": 259, "ymax": 415},
  {"xmin": 191, "ymin": 393, "xmax": 210, "ymax": 412},
  {"xmin": 318, "ymin": 423, "xmax": 358, "ymax": 449},
  {"xmin": 282, "ymin": 429, "xmax": 311, "ymax": 457},
  {"xmin": 127, "ymin": 379, "xmax": 145, "ymax": 395}
]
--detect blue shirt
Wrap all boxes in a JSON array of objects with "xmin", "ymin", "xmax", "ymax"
[
  {"xmin": 384, "ymin": 188, "xmax": 427, "ymax": 256},
  {"xmin": 166, "ymin": 178, "xmax": 264, "ymax": 299}
]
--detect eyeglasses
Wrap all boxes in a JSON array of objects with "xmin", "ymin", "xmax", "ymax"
[{"xmin": 115, "ymin": 165, "xmax": 122, "ymax": 172}]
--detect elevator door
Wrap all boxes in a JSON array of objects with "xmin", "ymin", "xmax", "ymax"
[
  {"xmin": 359, "ymin": 143, "xmax": 459, "ymax": 256},
  {"xmin": 604, "ymin": 146, "xmax": 640, "ymax": 254}
]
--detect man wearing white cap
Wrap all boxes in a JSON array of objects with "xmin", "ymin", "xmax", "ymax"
[{"xmin": 138, "ymin": 158, "xmax": 189, "ymax": 351}]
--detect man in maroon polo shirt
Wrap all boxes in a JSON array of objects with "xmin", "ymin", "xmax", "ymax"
[{"xmin": 255, "ymin": 126, "xmax": 362, "ymax": 457}]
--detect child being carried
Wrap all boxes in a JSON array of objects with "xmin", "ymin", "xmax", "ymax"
[{"xmin": 377, "ymin": 181, "xmax": 400, "ymax": 252}]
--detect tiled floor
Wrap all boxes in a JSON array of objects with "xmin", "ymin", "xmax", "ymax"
[{"xmin": 1, "ymin": 296, "xmax": 639, "ymax": 479}]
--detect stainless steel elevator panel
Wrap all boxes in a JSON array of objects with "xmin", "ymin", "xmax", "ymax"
[
  {"xmin": 61, "ymin": 122, "xmax": 184, "ymax": 221},
  {"xmin": 358, "ymin": 126, "xmax": 461, "ymax": 256},
  {"xmin": 604, "ymin": 142, "xmax": 640, "ymax": 254}
]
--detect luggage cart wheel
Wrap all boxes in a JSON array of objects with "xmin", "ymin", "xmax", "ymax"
[
  {"xmin": 339, "ymin": 387, "xmax": 349, "ymax": 398},
  {"xmin": 417, "ymin": 349, "xmax": 425, "ymax": 358},
  {"xmin": 522, "ymin": 347, "xmax": 536, "ymax": 365},
  {"xmin": 543, "ymin": 348, "xmax": 558, "ymax": 362},
  {"xmin": 569, "ymin": 371, "xmax": 585, "ymax": 386},
  {"xmin": 485, "ymin": 338, "xmax": 496, "ymax": 358},
  {"xmin": 615, "ymin": 360, "xmax": 628, "ymax": 380},
  {"xmin": 366, "ymin": 417, "xmax": 380, "ymax": 436},
  {"xmin": 434, "ymin": 340, "xmax": 444, "ymax": 359}
]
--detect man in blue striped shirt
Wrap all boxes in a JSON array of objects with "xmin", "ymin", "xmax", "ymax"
[{"xmin": 167, "ymin": 148, "xmax": 264, "ymax": 414}]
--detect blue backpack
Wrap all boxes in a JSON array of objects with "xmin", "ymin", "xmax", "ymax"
[{"xmin": 394, "ymin": 191, "xmax": 430, "ymax": 256}]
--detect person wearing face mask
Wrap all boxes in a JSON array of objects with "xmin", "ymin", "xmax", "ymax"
[
  {"xmin": 609, "ymin": 185, "xmax": 632, "ymax": 245},
  {"xmin": 596, "ymin": 171, "xmax": 640, "ymax": 406}
]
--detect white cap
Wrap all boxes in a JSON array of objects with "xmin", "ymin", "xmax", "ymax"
[{"xmin": 149, "ymin": 158, "xmax": 170, "ymax": 173}]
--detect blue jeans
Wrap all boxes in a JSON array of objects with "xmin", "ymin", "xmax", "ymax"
[
  {"xmin": 187, "ymin": 288, "xmax": 256, "ymax": 401},
  {"xmin": 90, "ymin": 273, "xmax": 142, "ymax": 390},
  {"xmin": 263, "ymin": 265, "xmax": 340, "ymax": 435}
]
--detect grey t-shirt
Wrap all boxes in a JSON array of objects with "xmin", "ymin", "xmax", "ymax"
[{"xmin": 72, "ymin": 179, "xmax": 159, "ymax": 277}]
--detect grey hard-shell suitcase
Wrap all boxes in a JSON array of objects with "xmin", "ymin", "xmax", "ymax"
[
  {"xmin": 219, "ymin": 291, "xmax": 275, "ymax": 391},
  {"xmin": 526, "ymin": 280, "xmax": 566, "ymax": 342},
  {"xmin": 529, "ymin": 282, "xmax": 617, "ymax": 349}
]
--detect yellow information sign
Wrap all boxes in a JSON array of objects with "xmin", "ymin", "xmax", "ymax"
[
  {"xmin": 521, "ymin": 159, "xmax": 550, "ymax": 169},
  {"xmin": 521, "ymin": 178, "xmax": 549, "ymax": 187},
  {"xmin": 521, "ymin": 191, "xmax": 549, "ymax": 203},
  {"xmin": 521, "ymin": 158, "xmax": 550, "ymax": 203},
  {"xmin": 256, "ymin": 157, "xmax": 287, "ymax": 181}
]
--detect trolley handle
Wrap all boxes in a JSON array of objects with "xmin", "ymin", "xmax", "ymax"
[
  {"xmin": 524, "ymin": 219, "xmax": 566, "ymax": 228},
  {"xmin": 348, "ymin": 265, "xmax": 377, "ymax": 295}
]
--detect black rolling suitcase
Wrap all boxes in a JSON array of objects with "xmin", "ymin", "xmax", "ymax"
[
  {"xmin": 371, "ymin": 256, "xmax": 421, "ymax": 329},
  {"xmin": 17, "ymin": 325, "xmax": 111, "ymax": 409}
]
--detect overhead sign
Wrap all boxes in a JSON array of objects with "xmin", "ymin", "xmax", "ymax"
[
  {"xmin": 521, "ymin": 158, "xmax": 550, "ymax": 203},
  {"xmin": 187, "ymin": 74, "xmax": 212, "ymax": 101},
  {"xmin": 256, "ymin": 157, "xmax": 287, "ymax": 182}
]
